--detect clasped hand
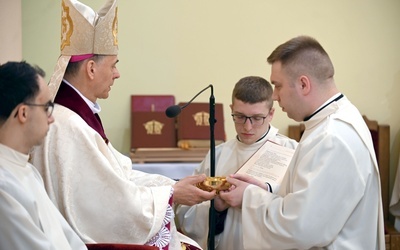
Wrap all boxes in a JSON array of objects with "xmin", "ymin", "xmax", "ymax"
[
  {"xmin": 173, "ymin": 173, "xmax": 267, "ymax": 209},
  {"xmin": 216, "ymin": 173, "xmax": 268, "ymax": 209}
]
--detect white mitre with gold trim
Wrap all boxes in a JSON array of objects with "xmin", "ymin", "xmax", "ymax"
[{"xmin": 49, "ymin": 0, "xmax": 118, "ymax": 100}]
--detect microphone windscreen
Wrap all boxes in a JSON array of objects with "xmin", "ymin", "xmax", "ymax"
[{"xmin": 165, "ymin": 105, "xmax": 181, "ymax": 118}]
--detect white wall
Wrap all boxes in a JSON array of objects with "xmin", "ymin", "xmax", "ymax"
[{"xmin": 21, "ymin": 1, "xmax": 400, "ymax": 171}]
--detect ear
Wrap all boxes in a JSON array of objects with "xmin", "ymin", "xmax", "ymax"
[
  {"xmin": 269, "ymin": 107, "xmax": 275, "ymax": 117},
  {"xmin": 15, "ymin": 105, "xmax": 28, "ymax": 123},
  {"xmin": 267, "ymin": 107, "xmax": 275, "ymax": 122},
  {"xmin": 299, "ymin": 75, "xmax": 311, "ymax": 95},
  {"xmin": 86, "ymin": 60, "xmax": 96, "ymax": 80}
]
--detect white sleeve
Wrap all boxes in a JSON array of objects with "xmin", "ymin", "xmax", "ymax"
[{"xmin": 0, "ymin": 190, "xmax": 56, "ymax": 250}]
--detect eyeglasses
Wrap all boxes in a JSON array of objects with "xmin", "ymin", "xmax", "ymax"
[
  {"xmin": 14, "ymin": 101, "xmax": 54, "ymax": 118},
  {"xmin": 231, "ymin": 114, "xmax": 268, "ymax": 127},
  {"xmin": 25, "ymin": 101, "xmax": 54, "ymax": 117}
]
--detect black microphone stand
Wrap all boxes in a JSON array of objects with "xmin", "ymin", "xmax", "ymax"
[
  {"xmin": 165, "ymin": 84, "xmax": 217, "ymax": 249},
  {"xmin": 207, "ymin": 86, "xmax": 216, "ymax": 250}
]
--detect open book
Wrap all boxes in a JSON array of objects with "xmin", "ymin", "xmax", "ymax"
[{"xmin": 235, "ymin": 140, "xmax": 295, "ymax": 193}]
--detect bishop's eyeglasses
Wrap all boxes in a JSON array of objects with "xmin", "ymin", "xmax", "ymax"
[
  {"xmin": 14, "ymin": 101, "xmax": 54, "ymax": 118},
  {"xmin": 231, "ymin": 114, "xmax": 268, "ymax": 127}
]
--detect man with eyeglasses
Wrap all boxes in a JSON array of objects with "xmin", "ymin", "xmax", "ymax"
[
  {"xmin": 0, "ymin": 61, "xmax": 87, "ymax": 249},
  {"xmin": 14, "ymin": 102, "xmax": 54, "ymax": 118},
  {"xmin": 176, "ymin": 76, "xmax": 298, "ymax": 250},
  {"xmin": 219, "ymin": 36, "xmax": 385, "ymax": 249}
]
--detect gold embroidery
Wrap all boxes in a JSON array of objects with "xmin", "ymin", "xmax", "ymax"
[
  {"xmin": 193, "ymin": 112, "xmax": 210, "ymax": 126},
  {"xmin": 143, "ymin": 120, "xmax": 164, "ymax": 135},
  {"xmin": 60, "ymin": 0, "xmax": 73, "ymax": 50},
  {"xmin": 112, "ymin": 7, "xmax": 118, "ymax": 46}
]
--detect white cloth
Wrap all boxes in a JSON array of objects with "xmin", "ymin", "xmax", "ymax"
[
  {"xmin": 239, "ymin": 96, "xmax": 385, "ymax": 249},
  {"xmin": 31, "ymin": 104, "xmax": 200, "ymax": 250},
  {"xmin": 176, "ymin": 125, "xmax": 298, "ymax": 250},
  {"xmin": 389, "ymin": 154, "xmax": 400, "ymax": 231},
  {"xmin": 0, "ymin": 143, "xmax": 86, "ymax": 250},
  {"xmin": 132, "ymin": 162, "xmax": 199, "ymax": 180}
]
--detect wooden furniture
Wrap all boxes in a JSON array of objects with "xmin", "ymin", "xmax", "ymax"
[
  {"xmin": 288, "ymin": 115, "xmax": 400, "ymax": 249},
  {"xmin": 362, "ymin": 115, "xmax": 390, "ymax": 219},
  {"xmin": 130, "ymin": 148, "xmax": 208, "ymax": 163},
  {"xmin": 288, "ymin": 123, "xmax": 305, "ymax": 143}
]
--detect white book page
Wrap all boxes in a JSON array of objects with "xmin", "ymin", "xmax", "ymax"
[{"xmin": 236, "ymin": 140, "xmax": 295, "ymax": 192}]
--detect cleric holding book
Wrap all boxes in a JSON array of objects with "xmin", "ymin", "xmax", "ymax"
[
  {"xmin": 0, "ymin": 61, "xmax": 87, "ymax": 249},
  {"xmin": 218, "ymin": 36, "xmax": 385, "ymax": 249},
  {"xmin": 176, "ymin": 76, "xmax": 298, "ymax": 249},
  {"xmin": 30, "ymin": 0, "xmax": 215, "ymax": 249}
]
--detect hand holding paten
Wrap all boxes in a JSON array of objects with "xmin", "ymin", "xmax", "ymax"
[{"xmin": 173, "ymin": 174, "xmax": 216, "ymax": 206}]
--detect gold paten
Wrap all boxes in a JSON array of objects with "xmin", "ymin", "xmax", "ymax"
[{"xmin": 196, "ymin": 177, "xmax": 231, "ymax": 194}]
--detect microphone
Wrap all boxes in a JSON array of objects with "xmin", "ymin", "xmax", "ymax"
[
  {"xmin": 165, "ymin": 84, "xmax": 213, "ymax": 118},
  {"xmin": 165, "ymin": 105, "xmax": 181, "ymax": 118}
]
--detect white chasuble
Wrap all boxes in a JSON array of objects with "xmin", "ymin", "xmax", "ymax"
[{"xmin": 31, "ymin": 104, "xmax": 200, "ymax": 250}]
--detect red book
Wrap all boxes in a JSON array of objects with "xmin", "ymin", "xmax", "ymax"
[
  {"xmin": 131, "ymin": 95, "xmax": 176, "ymax": 150},
  {"xmin": 131, "ymin": 112, "xmax": 176, "ymax": 149},
  {"xmin": 176, "ymin": 102, "xmax": 225, "ymax": 148},
  {"xmin": 131, "ymin": 95, "xmax": 175, "ymax": 112}
]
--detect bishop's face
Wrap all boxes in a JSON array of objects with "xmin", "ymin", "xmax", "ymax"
[{"xmin": 92, "ymin": 55, "xmax": 120, "ymax": 101}]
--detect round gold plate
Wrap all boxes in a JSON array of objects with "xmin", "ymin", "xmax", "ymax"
[{"xmin": 196, "ymin": 176, "xmax": 231, "ymax": 193}]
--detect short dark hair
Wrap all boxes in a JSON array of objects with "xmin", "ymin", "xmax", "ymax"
[
  {"xmin": 267, "ymin": 35, "xmax": 334, "ymax": 82},
  {"xmin": 232, "ymin": 76, "xmax": 273, "ymax": 109},
  {"xmin": 65, "ymin": 54, "xmax": 105, "ymax": 77},
  {"xmin": 0, "ymin": 61, "xmax": 44, "ymax": 121}
]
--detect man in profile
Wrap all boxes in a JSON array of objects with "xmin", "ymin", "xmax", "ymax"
[
  {"xmin": 219, "ymin": 36, "xmax": 385, "ymax": 249},
  {"xmin": 31, "ymin": 0, "xmax": 213, "ymax": 249},
  {"xmin": 0, "ymin": 61, "xmax": 86, "ymax": 250}
]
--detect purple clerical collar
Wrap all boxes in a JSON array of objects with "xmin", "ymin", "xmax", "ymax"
[{"xmin": 54, "ymin": 81, "xmax": 109, "ymax": 144}]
